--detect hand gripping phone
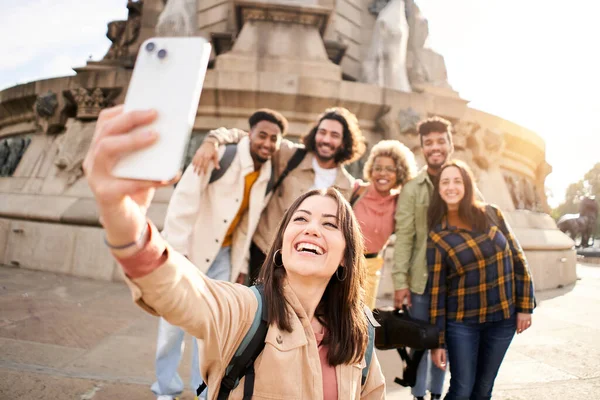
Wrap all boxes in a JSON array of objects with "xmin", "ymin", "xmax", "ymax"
[{"xmin": 112, "ymin": 37, "xmax": 211, "ymax": 181}]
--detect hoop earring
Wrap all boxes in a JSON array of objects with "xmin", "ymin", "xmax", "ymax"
[
  {"xmin": 273, "ymin": 249, "xmax": 283, "ymax": 267},
  {"xmin": 336, "ymin": 266, "xmax": 347, "ymax": 281}
]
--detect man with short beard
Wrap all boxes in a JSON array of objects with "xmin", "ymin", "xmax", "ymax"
[
  {"xmin": 392, "ymin": 116, "xmax": 454, "ymax": 400},
  {"xmin": 192, "ymin": 107, "xmax": 365, "ymax": 281}
]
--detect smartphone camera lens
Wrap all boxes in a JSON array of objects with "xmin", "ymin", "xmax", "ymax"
[
  {"xmin": 157, "ymin": 49, "xmax": 167, "ymax": 59},
  {"xmin": 145, "ymin": 42, "xmax": 155, "ymax": 52}
]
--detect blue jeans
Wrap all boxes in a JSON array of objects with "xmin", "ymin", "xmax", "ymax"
[
  {"xmin": 444, "ymin": 315, "xmax": 516, "ymax": 400},
  {"xmin": 410, "ymin": 292, "xmax": 446, "ymax": 397},
  {"xmin": 151, "ymin": 246, "xmax": 232, "ymax": 397}
]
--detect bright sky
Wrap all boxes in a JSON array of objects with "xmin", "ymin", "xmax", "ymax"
[{"xmin": 1, "ymin": 0, "xmax": 598, "ymax": 207}]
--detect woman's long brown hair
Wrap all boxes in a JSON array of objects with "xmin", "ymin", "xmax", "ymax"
[
  {"xmin": 427, "ymin": 160, "xmax": 489, "ymax": 232},
  {"xmin": 257, "ymin": 188, "xmax": 368, "ymax": 366}
]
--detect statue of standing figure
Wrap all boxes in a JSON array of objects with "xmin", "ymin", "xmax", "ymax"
[
  {"xmin": 0, "ymin": 137, "xmax": 31, "ymax": 177},
  {"xmin": 155, "ymin": 0, "xmax": 197, "ymax": 37},
  {"xmin": 362, "ymin": 0, "xmax": 412, "ymax": 92},
  {"xmin": 404, "ymin": 0, "xmax": 452, "ymax": 89}
]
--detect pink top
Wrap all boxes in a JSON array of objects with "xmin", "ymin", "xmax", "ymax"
[
  {"xmin": 117, "ymin": 222, "xmax": 339, "ymax": 398},
  {"xmin": 352, "ymin": 182, "xmax": 399, "ymax": 254},
  {"xmin": 314, "ymin": 328, "xmax": 338, "ymax": 400}
]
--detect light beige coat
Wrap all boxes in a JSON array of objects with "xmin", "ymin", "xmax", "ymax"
[
  {"xmin": 124, "ymin": 248, "xmax": 386, "ymax": 399},
  {"xmin": 206, "ymin": 128, "xmax": 355, "ymax": 253},
  {"xmin": 162, "ymin": 136, "xmax": 272, "ymax": 282}
]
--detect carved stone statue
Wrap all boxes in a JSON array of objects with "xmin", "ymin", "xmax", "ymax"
[
  {"xmin": 0, "ymin": 141, "xmax": 9, "ymax": 167},
  {"xmin": 376, "ymin": 107, "xmax": 421, "ymax": 150},
  {"xmin": 104, "ymin": 0, "xmax": 144, "ymax": 64},
  {"xmin": 504, "ymin": 174, "xmax": 524, "ymax": 210},
  {"xmin": 64, "ymin": 88, "xmax": 121, "ymax": 120},
  {"xmin": 362, "ymin": 0, "xmax": 411, "ymax": 92},
  {"xmin": 155, "ymin": 0, "xmax": 197, "ymax": 37},
  {"xmin": 54, "ymin": 120, "xmax": 97, "ymax": 185},
  {"xmin": 34, "ymin": 91, "xmax": 58, "ymax": 118},
  {"xmin": 404, "ymin": 0, "xmax": 452, "ymax": 90},
  {"xmin": 558, "ymin": 197, "xmax": 599, "ymax": 248},
  {"xmin": 0, "ymin": 137, "xmax": 31, "ymax": 177}
]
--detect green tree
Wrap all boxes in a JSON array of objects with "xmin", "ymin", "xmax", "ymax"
[{"xmin": 584, "ymin": 162, "xmax": 600, "ymax": 199}]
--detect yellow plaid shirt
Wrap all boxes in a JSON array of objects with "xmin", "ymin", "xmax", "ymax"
[{"xmin": 427, "ymin": 205, "xmax": 536, "ymax": 347}]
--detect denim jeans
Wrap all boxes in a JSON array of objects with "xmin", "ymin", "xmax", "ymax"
[
  {"xmin": 444, "ymin": 315, "xmax": 516, "ymax": 400},
  {"xmin": 410, "ymin": 292, "xmax": 447, "ymax": 398},
  {"xmin": 151, "ymin": 246, "xmax": 232, "ymax": 397}
]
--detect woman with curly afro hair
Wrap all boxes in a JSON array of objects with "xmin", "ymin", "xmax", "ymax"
[{"xmin": 351, "ymin": 139, "xmax": 417, "ymax": 308}]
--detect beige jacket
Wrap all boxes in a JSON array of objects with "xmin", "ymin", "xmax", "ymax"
[
  {"xmin": 162, "ymin": 136, "xmax": 272, "ymax": 282},
  {"xmin": 124, "ymin": 249, "xmax": 386, "ymax": 399},
  {"xmin": 207, "ymin": 128, "xmax": 355, "ymax": 252}
]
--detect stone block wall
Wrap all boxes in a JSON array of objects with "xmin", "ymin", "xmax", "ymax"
[
  {"xmin": 197, "ymin": 0, "xmax": 232, "ymax": 39},
  {"xmin": 326, "ymin": 0, "xmax": 375, "ymax": 80}
]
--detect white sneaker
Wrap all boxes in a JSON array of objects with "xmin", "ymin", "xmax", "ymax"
[{"xmin": 156, "ymin": 396, "xmax": 179, "ymax": 400}]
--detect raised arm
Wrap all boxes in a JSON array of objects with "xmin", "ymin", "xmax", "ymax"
[
  {"xmin": 83, "ymin": 106, "xmax": 257, "ymax": 368},
  {"xmin": 192, "ymin": 127, "xmax": 247, "ymax": 175},
  {"xmin": 123, "ymin": 236, "xmax": 258, "ymax": 364},
  {"xmin": 392, "ymin": 184, "xmax": 416, "ymax": 307}
]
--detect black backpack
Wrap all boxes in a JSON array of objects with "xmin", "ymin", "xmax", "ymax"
[
  {"xmin": 209, "ymin": 145, "xmax": 308, "ymax": 197},
  {"xmin": 208, "ymin": 144, "xmax": 274, "ymax": 196},
  {"xmin": 197, "ymin": 285, "xmax": 377, "ymax": 399}
]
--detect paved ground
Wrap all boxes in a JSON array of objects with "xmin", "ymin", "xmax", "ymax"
[{"xmin": 1, "ymin": 264, "xmax": 599, "ymax": 400}]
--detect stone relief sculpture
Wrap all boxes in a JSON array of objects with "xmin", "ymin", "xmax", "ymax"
[
  {"xmin": 376, "ymin": 107, "xmax": 422, "ymax": 152},
  {"xmin": 104, "ymin": 0, "xmax": 144, "ymax": 64},
  {"xmin": 0, "ymin": 137, "xmax": 31, "ymax": 177},
  {"xmin": 362, "ymin": 0, "xmax": 412, "ymax": 92},
  {"xmin": 451, "ymin": 122, "xmax": 505, "ymax": 178},
  {"xmin": 155, "ymin": 0, "xmax": 197, "ymax": 37},
  {"xmin": 34, "ymin": 90, "xmax": 66, "ymax": 135},
  {"xmin": 64, "ymin": 88, "xmax": 121, "ymax": 120},
  {"xmin": 34, "ymin": 91, "xmax": 58, "ymax": 118},
  {"xmin": 54, "ymin": 120, "xmax": 97, "ymax": 185},
  {"xmin": 503, "ymin": 172, "xmax": 543, "ymax": 212},
  {"xmin": 504, "ymin": 175, "xmax": 523, "ymax": 209},
  {"xmin": 558, "ymin": 196, "xmax": 598, "ymax": 247}
]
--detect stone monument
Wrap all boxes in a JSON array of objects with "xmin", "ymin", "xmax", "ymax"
[
  {"xmin": 0, "ymin": 0, "xmax": 576, "ymax": 291},
  {"xmin": 362, "ymin": 0, "xmax": 411, "ymax": 92}
]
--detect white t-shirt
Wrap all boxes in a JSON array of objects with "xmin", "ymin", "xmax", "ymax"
[{"xmin": 310, "ymin": 157, "xmax": 338, "ymax": 190}]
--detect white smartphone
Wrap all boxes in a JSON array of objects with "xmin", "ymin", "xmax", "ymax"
[{"xmin": 112, "ymin": 37, "xmax": 212, "ymax": 181}]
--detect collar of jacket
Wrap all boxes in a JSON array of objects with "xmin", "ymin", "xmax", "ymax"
[
  {"xmin": 415, "ymin": 166, "xmax": 433, "ymax": 187},
  {"xmin": 298, "ymin": 152, "xmax": 352, "ymax": 191},
  {"xmin": 238, "ymin": 136, "xmax": 272, "ymax": 181}
]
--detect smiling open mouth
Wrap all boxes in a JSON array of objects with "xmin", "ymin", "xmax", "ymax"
[{"xmin": 295, "ymin": 242, "xmax": 325, "ymax": 255}]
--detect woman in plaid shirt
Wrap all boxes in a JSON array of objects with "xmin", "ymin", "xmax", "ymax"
[{"xmin": 426, "ymin": 161, "xmax": 535, "ymax": 400}]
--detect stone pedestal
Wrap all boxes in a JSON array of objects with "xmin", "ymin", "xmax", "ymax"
[{"xmin": 215, "ymin": 1, "xmax": 341, "ymax": 80}]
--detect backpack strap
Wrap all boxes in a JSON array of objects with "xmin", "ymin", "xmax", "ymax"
[
  {"xmin": 265, "ymin": 162, "xmax": 275, "ymax": 196},
  {"xmin": 209, "ymin": 144, "xmax": 238, "ymax": 184},
  {"xmin": 215, "ymin": 285, "xmax": 268, "ymax": 400},
  {"xmin": 198, "ymin": 289, "xmax": 377, "ymax": 397},
  {"xmin": 362, "ymin": 306, "xmax": 379, "ymax": 386},
  {"xmin": 350, "ymin": 183, "xmax": 368, "ymax": 207},
  {"xmin": 270, "ymin": 148, "xmax": 307, "ymax": 194}
]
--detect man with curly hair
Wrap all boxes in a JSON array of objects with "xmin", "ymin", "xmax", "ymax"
[{"xmin": 192, "ymin": 107, "xmax": 366, "ymax": 281}]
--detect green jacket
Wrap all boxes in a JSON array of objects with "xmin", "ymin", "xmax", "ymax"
[{"xmin": 393, "ymin": 168, "xmax": 433, "ymax": 295}]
